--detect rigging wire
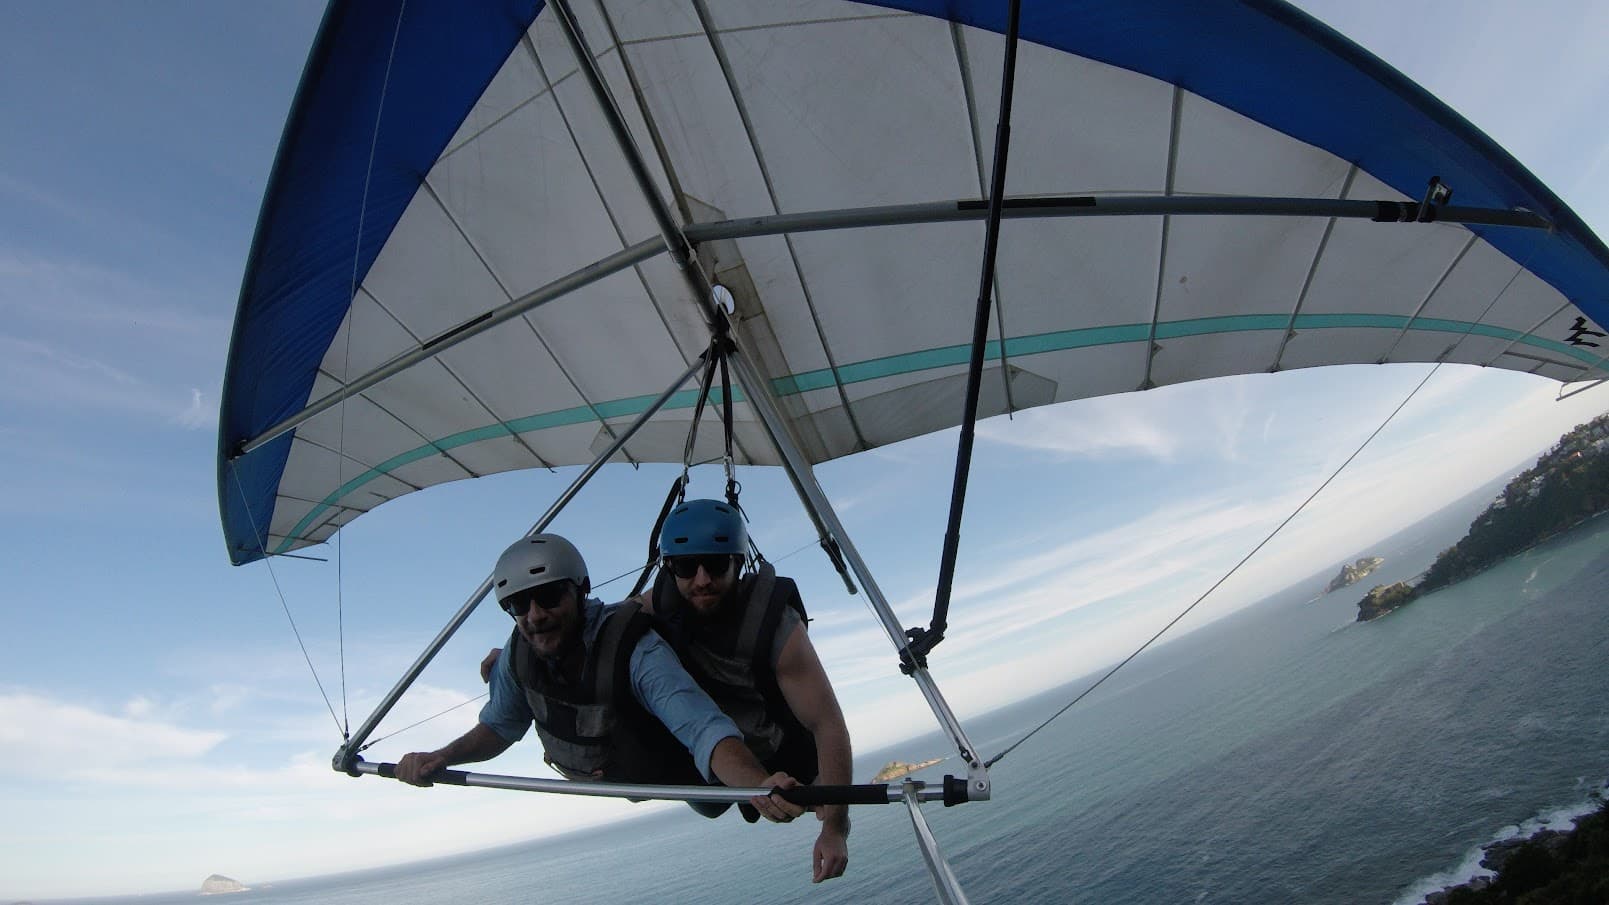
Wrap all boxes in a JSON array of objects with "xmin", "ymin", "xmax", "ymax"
[
  {"xmin": 357, "ymin": 692, "xmax": 489, "ymax": 752},
  {"xmin": 984, "ymin": 361, "xmax": 1443, "ymax": 768},
  {"xmin": 332, "ymin": 0, "xmax": 411, "ymax": 739},
  {"xmin": 228, "ymin": 463, "xmax": 346, "ymax": 736},
  {"xmin": 333, "ymin": 557, "xmax": 648, "ymax": 747},
  {"xmin": 335, "ymin": 468, "xmax": 349, "ymax": 737},
  {"xmin": 984, "ymin": 218, "xmax": 1550, "ymax": 769}
]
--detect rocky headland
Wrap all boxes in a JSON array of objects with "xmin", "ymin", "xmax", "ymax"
[
  {"xmin": 1326, "ymin": 556, "xmax": 1384, "ymax": 593},
  {"xmin": 1419, "ymin": 800, "xmax": 1608, "ymax": 903},
  {"xmin": 1357, "ymin": 580, "xmax": 1417, "ymax": 621},
  {"xmin": 1359, "ymin": 413, "xmax": 1609, "ymax": 622}
]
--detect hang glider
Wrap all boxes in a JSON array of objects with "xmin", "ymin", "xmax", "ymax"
[
  {"xmin": 218, "ymin": 2, "xmax": 1609, "ymax": 900},
  {"xmin": 218, "ymin": 0, "xmax": 1609, "ymax": 568}
]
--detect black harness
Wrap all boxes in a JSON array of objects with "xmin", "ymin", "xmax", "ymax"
[
  {"xmin": 508, "ymin": 602, "xmax": 704, "ymax": 785},
  {"xmin": 651, "ymin": 562, "xmax": 818, "ymax": 782}
]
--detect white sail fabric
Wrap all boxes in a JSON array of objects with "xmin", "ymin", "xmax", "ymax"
[{"xmin": 219, "ymin": 0, "xmax": 1609, "ymax": 563}]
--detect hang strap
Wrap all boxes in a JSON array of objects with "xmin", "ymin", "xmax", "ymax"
[{"xmin": 628, "ymin": 476, "xmax": 685, "ymax": 599}]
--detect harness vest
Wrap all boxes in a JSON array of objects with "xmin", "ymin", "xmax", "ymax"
[
  {"xmin": 507, "ymin": 601, "xmax": 704, "ymax": 786},
  {"xmin": 651, "ymin": 562, "xmax": 819, "ymax": 781}
]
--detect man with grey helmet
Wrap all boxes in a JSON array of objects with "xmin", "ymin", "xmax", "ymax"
[
  {"xmin": 395, "ymin": 533, "xmax": 803, "ymax": 825},
  {"xmin": 482, "ymin": 503, "xmax": 854, "ymax": 882}
]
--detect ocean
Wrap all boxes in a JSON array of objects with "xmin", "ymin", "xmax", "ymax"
[{"xmin": 52, "ymin": 507, "xmax": 1609, "ymax": 904}]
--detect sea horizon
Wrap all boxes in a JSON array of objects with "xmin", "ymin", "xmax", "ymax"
[{"xmin": 24, "ymin": 474, "xmax": 1609, "ymax": 905}]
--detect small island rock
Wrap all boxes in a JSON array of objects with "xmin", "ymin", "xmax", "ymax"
[
  {"xmin": 201, "ymin": 874, "xmax": 249, "ymax": 895},
  {"xmin": 1326, "ymin": 556, "xmax": 1384, "ymax": 593},
  {"xmin": 872, "ymin": 758, "xmax": 943, "ymax": 782},
  {"xmin": 1356, "ymin": 581, "xmax": 1417, "ymax": 622}
]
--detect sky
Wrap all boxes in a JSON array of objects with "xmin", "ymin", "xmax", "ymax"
[{"xmin": 3, "ymin": 1, "xmax": 1609, "ymax": 899}]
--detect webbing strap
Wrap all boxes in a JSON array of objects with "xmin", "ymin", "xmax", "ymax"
[
  {"xmin": 631, "ymin": 336, "xmax": 748, "ymax": 599},
  {"xmin": 628, "ymin": 477, "xmax": 684, "ymax": 599},
  {"xmin": 680, "ymin": 348, "xmax": 721, "ymax": 485}
]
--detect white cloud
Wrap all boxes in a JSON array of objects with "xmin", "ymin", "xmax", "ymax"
[
  {"xmin": 0, "ymin": 247, "xmax": 227, "ymax": 339},
  {"xmin": 123, "ymin": 695, "xmax": 155, "ymax": 719},
  {"xmin": 207, "ymin": 683, "xmax": 254, "ymax": 716},
  {"xmin": 177, "ymin": 387, "xmax": 211, "ymax": 429},
  {"xmin": 0, "ymin": 243, "xmax": 229, "ymax": 436},
  {"xmin": 1, "ymin": 736, "xmax": 665, "ymax": 899},
  {"xmin": 978, "ymin": 394, "xmax": 1184, "ymax": 461},
  {"xmin": 973, "ymin": 376, "xmax": 1263, "ymax": 464},
  {"xmin": 0, "ymin": 334, "xmax": 206, "ymax": 425},
  {"xmin": 0, "ymin": 691, "xmax": 227, "ymax": 774}
]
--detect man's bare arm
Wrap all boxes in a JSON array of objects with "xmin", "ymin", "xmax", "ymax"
[
  {"xmin": 395, "ymin": 723, "xmax": 513, "ymax": 787},
  {"xmin": 774, "ymin": 623, "xmax": 853, "ymax": 882},
  {"xmin": 707, "ymin": 736, "xmax": 805, "ymax": 823}
]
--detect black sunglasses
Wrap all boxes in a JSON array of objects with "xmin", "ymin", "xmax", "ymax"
[
  {"xmin": 665, "ymin": 554, "xmax": 738, "ymax": 580},
  {"xmin": 500, "ymin": 582, "xmax": 572, "ymax": 618}
]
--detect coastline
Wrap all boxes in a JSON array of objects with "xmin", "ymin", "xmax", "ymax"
[
  {"xmin": 1359, "ymin": 508, "xmax": 1609, "ymax": 622},
  {"xmin": 1394, "ymin": 783, "xmax": 1609, "ymax": 905},
  {"xmin": 1359, "ymin": 413, "xmax": 1609, "ymax": 623}
]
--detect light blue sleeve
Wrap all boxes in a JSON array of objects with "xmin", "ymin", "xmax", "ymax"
[
  {"xmin": 477, "ymin": 647, "xmax": 532, "ymax": 744},
  {"xmin": 627, "ymin": 631, "xmax": 741, "ymax": 783}
]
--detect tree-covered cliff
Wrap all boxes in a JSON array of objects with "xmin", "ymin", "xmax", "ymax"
[
  {"xmin": 1359, "ymin": 412, "xmax": 1609, "ymax": 621},
  {"xmin": 1420, "ymin": 413, "xmax": 1609, "ymax": 593}
]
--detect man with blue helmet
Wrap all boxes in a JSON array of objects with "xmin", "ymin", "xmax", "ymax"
[
  {"xmin": 646, "ymin": 499, "xmax": 853, "ymax": 884},
  {"xmin": 397, "ymin": 533, "xmax": 803, "ymax": 825}
]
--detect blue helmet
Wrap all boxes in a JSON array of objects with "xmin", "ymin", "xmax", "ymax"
[{"xmin": 659, "ymin": 499, "xmax": 748, "ymax": 557}]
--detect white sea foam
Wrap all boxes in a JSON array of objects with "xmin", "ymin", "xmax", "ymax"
[
  {"xmin": 1389, "ymin": 781, "xmax": 1609, "ymax": 905},
  {"xmin": 1389, "ymin": 843, "xmax": 1492, "ymax": 905}
]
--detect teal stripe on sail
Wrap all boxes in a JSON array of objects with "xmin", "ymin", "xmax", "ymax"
[
  {"xmin": 273, "ymin": 386, "xmax": 751, "ymax": 554},
  {"xmin": 271, "ymin": 315, "xmax": 1598, "ymax": 553}
]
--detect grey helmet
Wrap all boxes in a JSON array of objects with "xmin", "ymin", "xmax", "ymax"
[{"xmin": 493, "ymin": 533, "xmax": 589, "ymax": 603}]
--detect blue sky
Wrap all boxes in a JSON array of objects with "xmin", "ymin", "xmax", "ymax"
[{"xmin": 3, "ymin": 1, "xmax": 1609, "ymax": 898}]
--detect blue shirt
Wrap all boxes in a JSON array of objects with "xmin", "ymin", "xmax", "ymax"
[{"xmin": 480, "ymin": 598, "xmax": 740, "ymax": 782}]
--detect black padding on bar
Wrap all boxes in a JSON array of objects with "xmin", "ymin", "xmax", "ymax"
[
  {"xmin": 375, "ymin": 762, "xmax": 471, "ymax": 785},
  {"xmin": 957, "ymin": 196, "xmax": 1097, "ymax": 211},
  {"xmin": 371, "ymin": 762, "xmax": 892, "ymax": 803},
  {"xmin": 421, "ymin": 310, "xmax": 494, "ymax": 350},
  {"xmin": 774, "ymin": 783, "xmax": 893, "ymax": 806},
  {"xmin": 1374, "ymin": 201, "xmax": 1412, "ymax": 222}
]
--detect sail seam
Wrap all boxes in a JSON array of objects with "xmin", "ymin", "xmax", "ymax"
[
  {"xmin": 1378, "ymin": 232, "xmax": 1480, "ymax": 364},
  {"xmin": 1270, "ymin": 164, "xmax": 1358, "ymax": 372},
  {"xmin": 581, "ymin": 4, "xmax": 763, "ymax": 468},
  {"xmin": 407, "ymin": 185, "xmax": 562, "ymax": 470},
  {"xmin": 691, "ymin": 0, "xmax": 873, "ymax": 453}
]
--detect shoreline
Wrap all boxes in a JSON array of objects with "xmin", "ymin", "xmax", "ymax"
[
  {"xmin": 1393, "ymin": 783, "xmax": 1609, "ymax": 905},
  {"xmin": 1360, "ymin": 509, "xmax": 1609, "ymax": 622}
]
